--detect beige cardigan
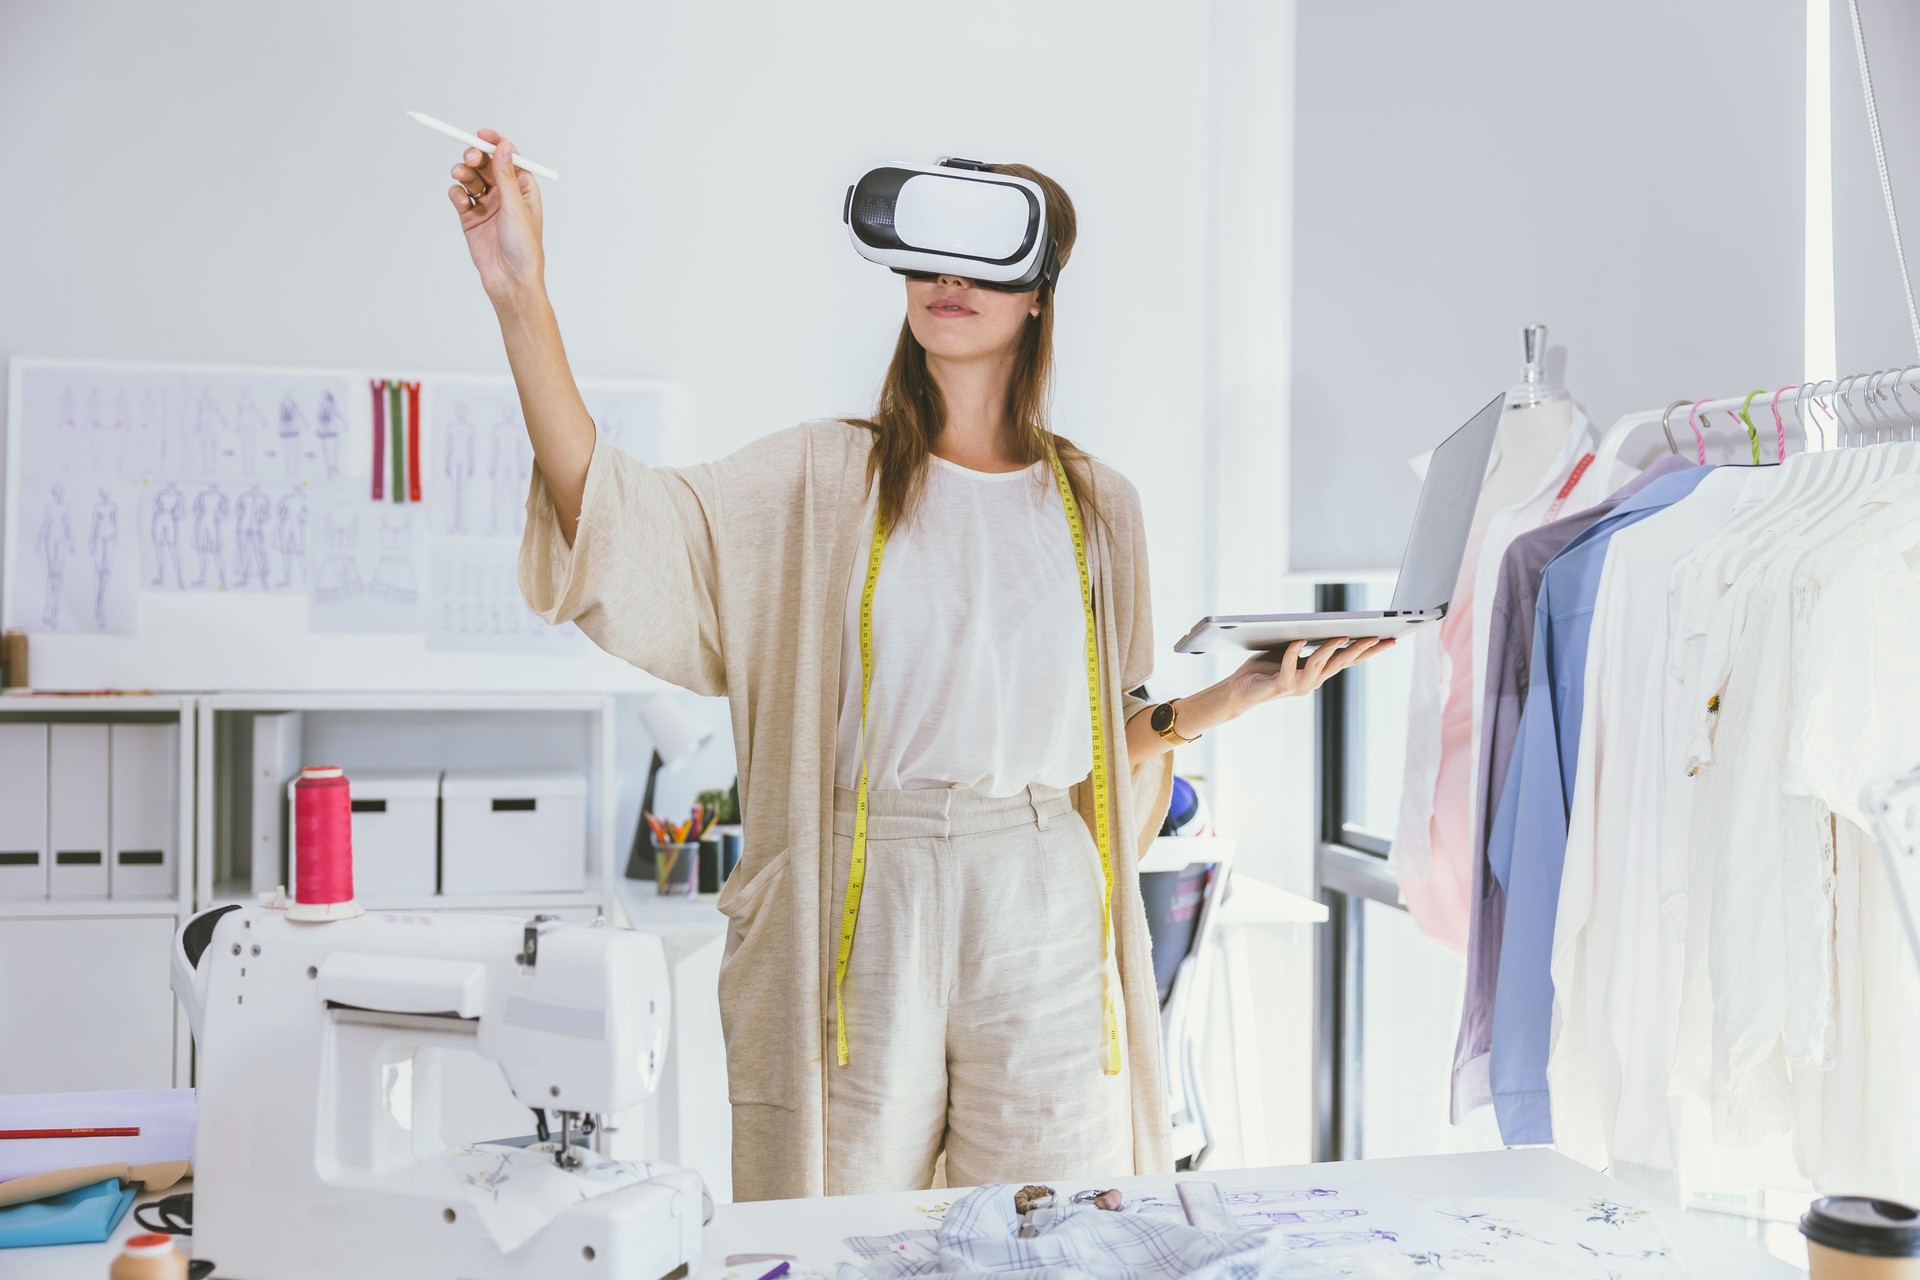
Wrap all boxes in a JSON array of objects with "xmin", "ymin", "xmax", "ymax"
[{"xmin": 520, "ymin": 419, "xmax": 1175, "ymax": 1201}]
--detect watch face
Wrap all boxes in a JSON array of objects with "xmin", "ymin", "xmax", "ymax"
[{"xmin": 1151, "ymin": 702, "xmax": 1175, "ymax": 733}]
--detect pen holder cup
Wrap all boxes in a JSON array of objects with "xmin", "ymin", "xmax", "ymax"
[{"xmin": 654, "ymin": 843, "xmax": 699, "ymax": 897}]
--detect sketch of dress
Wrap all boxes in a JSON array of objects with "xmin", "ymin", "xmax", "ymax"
[
  {"xmin": 277, "ymin": 393, "xmax": 309, "ymax": 479},
  {"xmin": 1223, "ymin": 1189, "xmax": 1340, "ymax": 1206},
  {"xmin": 191, "ymin": 484, "xmax": 230, "ymax": 589},
  {"xmin": 486, "ymin": 406, "xmax": 530, "ymax": 535},
  {"xmin": 273, "ymin": 489, "xmax": 309, "ymax": 588},
  {"xmin": 369, "ymin": 516, "xmax": 417, "ymax": 603},
  {"xmin": 149, "ymin": 483, "xmax": 185, "ymax": 588},
  {"xmin": 1288, "ymin": 1229, "xmax": 1400, "ymax": 1249},
  {"xmin": 313, "ymin": 391, "xmax": 345, "ymax": 480},
  {"xmin": 234, "ymin": 388, "xmax": 266, "ymax": 477},
  {"xmin": 85, "ymin": 386, "xmax": 107, "ymax": 469},
  {"xmin": 194, "ymin": 388, "xmax": 228, "ymax": 473},
  {"xmin": 1241, "ymin": 1209, "xmax": 1365, "ymax": 1227},
  {"xmin": 88, "ymin": 490, "xmax": 118, "ymax": 630},
  {"xmin": 142, "ymin": 385, "xmax": 171, "ymax": 470},
  {"xmin": 443, "ymin": 404, "xmax": 477, "ymax": 533},
  {"xmin": 231, "ymin": 486, "xmax": 272, "ymax": 589},
  {"xmin": 313, "ymin": 514, "xmax": 363, "ymax": 603},
  {"xmin": 33, "ymin": 484, "xmax": 76, "ymax": 629}
]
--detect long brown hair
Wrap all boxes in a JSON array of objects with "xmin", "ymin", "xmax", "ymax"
[{"xmin": 843, "ymin": 162, "xmax": 1105, "ymax": 534}]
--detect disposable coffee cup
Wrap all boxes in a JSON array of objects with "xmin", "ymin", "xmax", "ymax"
[{"xmin": 1802, "ymin": 1196, "xmax": 1920, "ymax": 1278}]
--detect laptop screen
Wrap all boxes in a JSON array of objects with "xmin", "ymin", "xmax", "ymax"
[{"xmin": 1387, "ymin": 393, "xmax": 1504, "ymax": 614}]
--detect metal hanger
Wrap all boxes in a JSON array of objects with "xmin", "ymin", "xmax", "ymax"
[
  {"xmin": 1837, "ymin": 372, "xmax": 1868, "ymax": 447},
  {"xmin": 1890, "ymin": 366, "xmax": 1920, "ymax": 440},
  {"xmin": 1659, "ymin": 399, "xmax": 1690, "ymax": 455},
  {"xmin": 1792, "ymin": 382, "xmax": 1830, "ymax": 451},
  {"xmin": 1867, "ymin": 368, "xmax": 1902, "ymax": 444}
]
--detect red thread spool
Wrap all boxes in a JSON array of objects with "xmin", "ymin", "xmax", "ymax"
[{"xmin": 290, "ymin": 765, "xmax": 362, "ymax": 921}]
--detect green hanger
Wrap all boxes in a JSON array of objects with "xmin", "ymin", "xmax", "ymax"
[{"xmin": 1736, "ymin": 389, "xmax": 1764, "ymax": 464}]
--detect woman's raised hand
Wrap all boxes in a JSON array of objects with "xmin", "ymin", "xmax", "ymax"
[{"xmin": 448, "ymin": 129, "xmax": 546, "ymax": 308}]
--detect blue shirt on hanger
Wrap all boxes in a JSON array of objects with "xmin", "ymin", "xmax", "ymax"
[{"xmin": 1485, "ymin": 464, "xmax": 1711, "ymax": 1145}]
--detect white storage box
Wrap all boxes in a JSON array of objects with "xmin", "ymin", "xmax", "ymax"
[
  {"xmin": 290, "ymin": 771, "xmax": 439, "ymax": 900},
  {"xmin": 440, "ymin": 771, "xmax": 586, "ymax": 895}
]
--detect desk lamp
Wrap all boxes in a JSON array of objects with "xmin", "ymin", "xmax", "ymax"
[{"xmin": 624, "ymin": 694, "xmax": 715, "ymax": 880}]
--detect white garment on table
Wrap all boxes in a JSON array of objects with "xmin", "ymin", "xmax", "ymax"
[
  {"xmin": 835, "ymin": 456, "xmax": 1090, "ymax": 796},
  {"xmin": 1548, "ymin": 470, "xmax": 1745, "ymax": 1195},
  {"xmin": 1391, "ymin": 408, "xmax": 1602, "ymax": 881}
]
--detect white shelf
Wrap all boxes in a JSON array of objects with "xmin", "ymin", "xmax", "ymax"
[
  {"xmin": 0, "ymin": 693, "xmax": 196, "ymax": 713},
  {"xmin": 616, "ymin": 878, "xmax": 727, "ymax": 936},
  {"xmin": 1140, "ymin": 835, "xmax": 1237, "ymax": 873},
  {"xmin": 205, "ymin": 886, "xmax": 609, "ymax": 915},
  {"xmin": 0, "ymin": 897, "xmax": 188, "ymax": 919},
  {"xmin": 204, "ymin": 690, "xmax": 614, "ymax": 713},
  {"xmin": 197, "ymin": 694, "xmax": 621, "ymax": 918}
]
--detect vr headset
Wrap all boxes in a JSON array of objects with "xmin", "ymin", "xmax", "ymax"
[{"xmin": 844, "ymin": 158, "xmax": 1059, "ymax": 293}]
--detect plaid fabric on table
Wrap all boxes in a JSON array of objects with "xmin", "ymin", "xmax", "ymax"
[{"xmin": 837, "ymin": 1183, "xmax": 1345, "ymax": 1280}]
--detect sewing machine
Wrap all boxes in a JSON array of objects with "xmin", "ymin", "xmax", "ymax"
[{"xmin": 171, "ymin": 904, "xmax": 704, "ymax": 1279}]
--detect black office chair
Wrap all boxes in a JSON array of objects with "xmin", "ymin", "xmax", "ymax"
[{"xmin": 1139, "ymin": 844, "xmax": 1233, "ymax": 1169}]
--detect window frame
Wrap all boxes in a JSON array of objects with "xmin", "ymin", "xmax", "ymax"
[{"xmin": 1311, "ymin": 581, "xmax": 1409, "ymax": 1162}]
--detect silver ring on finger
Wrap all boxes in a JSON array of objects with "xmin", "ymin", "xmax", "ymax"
[{"xmin": 466, "ymin": 190, "xmax": 481, "ymax": 208}]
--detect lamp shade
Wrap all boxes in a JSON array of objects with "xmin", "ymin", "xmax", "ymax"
[{"xmin": 638, "ymin": 694, "xmax": 712, "ymax": 766}]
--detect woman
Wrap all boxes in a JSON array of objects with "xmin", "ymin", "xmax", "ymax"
[{"xmin": 445, "ymin": 132, "xmax": 1392, "ymax": 1200}]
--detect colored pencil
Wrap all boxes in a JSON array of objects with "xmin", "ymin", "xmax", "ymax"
[{"xmin": 0, "ymin": 1127, "xmax": 140, "ymax": 1139}]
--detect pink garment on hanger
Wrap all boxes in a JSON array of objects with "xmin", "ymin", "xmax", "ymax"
[{"xmin": 1397, "ymin": 527, "xmax": 1484, "ymax": 954}]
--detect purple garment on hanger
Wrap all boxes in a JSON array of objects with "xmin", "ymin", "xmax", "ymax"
[{"xmin": 1449, "ymin": 453, "xmax": 1696, "ymax": 1122}]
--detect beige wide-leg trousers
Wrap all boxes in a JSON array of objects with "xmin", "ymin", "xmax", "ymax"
[{"xmin": 823, "ymin": 782, "xmax": 1133, "ymax": 1195}]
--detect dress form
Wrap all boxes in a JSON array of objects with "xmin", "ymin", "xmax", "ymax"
[{"xmin": 1478, "ymin": 323, "xmax": 1577, "ymax": 523}]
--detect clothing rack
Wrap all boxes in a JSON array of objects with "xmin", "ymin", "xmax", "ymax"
[{"xmin": 1592, "ymin": 364, "xmax": 1920, "ymax": 491}]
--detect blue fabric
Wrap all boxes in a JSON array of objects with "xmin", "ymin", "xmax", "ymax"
[
  {"xmin": 1485, "ymin": 465, "xmax": 1711, "ymax": 1145},
  {"xmin": 0, "ymin": 1177, "xmax": 137, "ymax": 1248}
]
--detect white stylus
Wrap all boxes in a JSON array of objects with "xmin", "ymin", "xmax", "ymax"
[{"xmin": 406, "ymin": 111, "xmax": 560, "ymax": 181}]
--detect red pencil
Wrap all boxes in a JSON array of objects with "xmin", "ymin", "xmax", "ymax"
[{"xmin": 0, "ymin": 1127, "xmax": 140, "ymax": 1139}]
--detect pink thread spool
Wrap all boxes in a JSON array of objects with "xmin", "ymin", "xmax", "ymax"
[{"xmin": 289, "ymin": 765, "xmax": 363, "ymax": 922}]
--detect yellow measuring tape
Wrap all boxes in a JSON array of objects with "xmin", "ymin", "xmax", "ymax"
[{"xmin": 834, "ymin": 442, "xmax": 1121, "ymax": 1075}]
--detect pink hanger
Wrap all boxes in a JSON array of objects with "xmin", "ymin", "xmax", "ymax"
[
  {"xmin": 1687, "ymin": 398, "xmax": 1712, "ymax": 464},
  {"xmin": 1771, "ymin": 385, "xmax": 1795, "ymax": 461}
]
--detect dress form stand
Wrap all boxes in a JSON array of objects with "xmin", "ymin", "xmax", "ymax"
[{"xmin": 1477, "ymin": 323, "xmax": 1575, "ymax": 519}]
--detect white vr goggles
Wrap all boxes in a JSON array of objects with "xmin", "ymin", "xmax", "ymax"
[{"xmin": 844, "ymin": 158, "xmax": 1059, "ymax": 293}]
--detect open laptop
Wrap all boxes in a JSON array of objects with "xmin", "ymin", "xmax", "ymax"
[{"xmin": 1174, "ymin": 392, "xmax": 1503, "ymax": 655}]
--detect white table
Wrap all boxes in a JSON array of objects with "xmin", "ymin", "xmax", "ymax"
[
  {"xmin": 2, "ymin": 1150, "xmax": 1804, "ymax": 1277},
  {"xmin": 702, "ymin": 1149, "xmax": 1804, "ymax": 1277}
]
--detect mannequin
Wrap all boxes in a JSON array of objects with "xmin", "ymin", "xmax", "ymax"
[
  {"xmin": 1392, "ymin": 325, "xmax": 1601, "ymax": 955},
  {"xmin": 1477, "ymin": 323, "xmax": 1578, "ymax": 520}
]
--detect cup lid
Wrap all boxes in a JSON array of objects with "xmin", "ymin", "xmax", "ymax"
[{"xmin": 1801, "ymin": 1196, "xmax": 1920, "ymax": 1257}]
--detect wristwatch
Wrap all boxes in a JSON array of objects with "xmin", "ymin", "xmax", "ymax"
[{"xmin": 1149, "ymin": 700, "xmax": 1199, "ymax": 745}]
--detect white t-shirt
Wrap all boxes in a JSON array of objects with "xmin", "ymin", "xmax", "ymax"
[{"xmin": 834, "ymin": 455, "xmax": 1091, "ymax": 796}]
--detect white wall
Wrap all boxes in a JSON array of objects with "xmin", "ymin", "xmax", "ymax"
[
  {"xmin": 0, "ymin": 0, "xmax": 1213, "ymax": 662},
  {"xmin": 0, "ymin": 0, "xmax": 1244, "ymax": 916},
  {"xmin": 1832, "ymin": 0, "xmax": 1920, "ymax": 372},
  {"xmin": 1287, "ymin": 0, "xmax": 1809, "ymax": 574}
]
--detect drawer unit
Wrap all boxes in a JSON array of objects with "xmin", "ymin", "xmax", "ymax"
[{"xmin": 440, "ymin": 771, "xmax": 586, "ymax": 895}]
